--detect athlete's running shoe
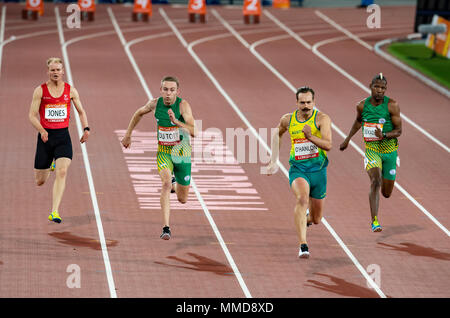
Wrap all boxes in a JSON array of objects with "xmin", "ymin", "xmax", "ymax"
[
  {"xmin": 50, "ymin": 160, "xmax": 56, "ymax": 171},
  {"xmin": 298, "ymin": 244, "xmax": 310, "ymax": 259},
  {"xmin": 170, "ymin": 176, "xmax": 176, "ymax": 193},
  {"xmin": 48, "ymin": 211, "xmax": 62, "ymax": 223},
  {"xmin": 160, "ymin": 226, "xmax": 171, "ymax": 240},
  {"xmin": 371, "ymin": 216, "xmax": 382, "ymax": 232}
]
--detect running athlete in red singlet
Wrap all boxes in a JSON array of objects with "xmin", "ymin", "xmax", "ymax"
[
  {"xmin": 39, "ymin": 82, "xmax": 72, "ymax": 129},
  {"xmin": 28, "ymin": 57, "xmax": 90, "ymax": 223}
]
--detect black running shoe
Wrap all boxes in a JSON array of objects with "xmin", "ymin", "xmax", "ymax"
[
  {"xmin": 299, "ymin": 244, "xmax": 310, "ymax": 259},
  {"xmin": 160, "ymin": 226, "xmax": 171, "ymax": 240},
  {"xmin": 171, "ymin": 176, "xmax": 176, "ymax": 193}
]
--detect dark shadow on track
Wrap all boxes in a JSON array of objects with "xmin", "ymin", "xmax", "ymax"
[
  {"xmin": 305, "ymin": 273, "xmax": 380, "ymax": 298},
  {"xmin": 48, "ymin": 232, "xmax": 118, "ymax": 250},
  {"xmin": 377, "ymin": 242, "xmax": 450, "ymax": 261},
  {"xmin": 154, "ymin": 252, "xmax": 235, "ymax": 276}
]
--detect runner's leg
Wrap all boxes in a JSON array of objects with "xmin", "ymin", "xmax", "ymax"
[
  {"xmin": 367, "ymin": 167, "xmax": 382, "ymax": 221},
  {"xmin": 159, "ymin": 168, "xmax": 172, "ymax": 227},
  {"xmin": 52, "ymin": 157, "xmax": 71, "ymax": 212},
  {"xmin": 291, "ymin": 177, "xmax": 310, "ymax": 245},
  {"xmin": 309, "ymin": 198, "xmax": 325, "ymax": 225}
]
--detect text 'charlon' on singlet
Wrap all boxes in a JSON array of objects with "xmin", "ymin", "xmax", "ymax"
[
  {"xmin": 289, "ymin": 109, "xmax": 328, "ymax": 172},
  {"xmin": 39, "ymin": 82, "xmax": 71, "ymax": 129},
  {"xmin": 361, "ymin": 96, "xmax": 398, "ymax": 154},
  {"xmin": 154, "ymin": 96, "xmax": 191, "ymax": 157}
]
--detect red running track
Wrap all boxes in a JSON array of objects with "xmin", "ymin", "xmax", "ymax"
[{"xmin": 0, "ymin": 3, "xmax": 449, "ymax": 299}]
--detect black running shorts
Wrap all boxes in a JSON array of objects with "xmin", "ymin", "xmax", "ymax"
[{"xmin": 34, "ymin": 128, "xmax": 73, "ymax": 169}]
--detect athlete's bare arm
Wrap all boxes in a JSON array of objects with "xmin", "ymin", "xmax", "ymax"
[
  {"xmin": 339, "ymin": 101, "xmax": 364, "ymax": 151},
  {"xmin": 376, "ymin": 99, "xmax": 402, "ymax": 139},
  {"xmin": 71, "ymin": 87, "xmax": 90, "ymax": 143},
  {"xmin": 28, "ymin": 86, "xmax": 48, "ymax": 143},
  {"xmin": 121, "ymin": 98, "xmax": 157, "ymax": 148},
  {"xmin": 169, "ymin": 99, "xmax": 196, "ymax": 137},
  {"xmin": 265, "ymin": 113, "xmax": 291, "ymax": 175},
  {"xmin": 303, "ymin": 112, "xmax": 332, "ymax": 151}
]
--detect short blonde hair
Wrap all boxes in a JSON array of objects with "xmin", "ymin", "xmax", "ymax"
[{"xmin": 47, "ymin": 57, "xmax": 63, "ymax": 68}]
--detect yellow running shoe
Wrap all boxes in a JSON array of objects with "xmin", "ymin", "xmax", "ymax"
[
  {"xmin": 371, "ymin": 216, "xmax": 382, "ymax": 232},
  {"xmin": 48, "ymin": 211, "xmax": 62, "ymax": 223},
  {"xmin": 50, "ymin": 160, "xmax": 56, "ymax": 171}
]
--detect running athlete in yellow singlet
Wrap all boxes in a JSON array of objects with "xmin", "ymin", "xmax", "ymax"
[
  {"xmin": 121, "ymin": 76, "xmax": 196, "ymax": 240},
  {"xmin": 266, "ymin": 86, "xmax": 332, "ymax": 259},
  {"xmin": 340, "ymin": 73, "xmax": 402, "ymax": 232}
]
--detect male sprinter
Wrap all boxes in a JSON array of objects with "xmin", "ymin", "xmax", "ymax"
[
  {"xmin": 340, "ymin": 73, "xmax": 402, "ymax": 232},
  {"xmin": 265, "ymin": 86, "xmax": 332, "ymax": 258},
  {"xmin": 29, "ymin": 57, "xmax": 90, "ymax": 223},
  {"xmin": 121, "ymin": 76, "xmax": 196, "ymax": 240}
]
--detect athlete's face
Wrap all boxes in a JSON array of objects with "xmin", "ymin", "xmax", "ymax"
[
  {"xmin": 47, "ymin": 63, "xmax": 64, "ymax": 82},
  {"xmin": 370, "ymin": 79, "xmax": 387, "ymax": 101},
  {"xmin": 160, "ymin": 81, "xmax": 179, "ymax": 105},
  {"xmin": 296, "ymin": 92, "xmax": 315, "ymax": 114}
]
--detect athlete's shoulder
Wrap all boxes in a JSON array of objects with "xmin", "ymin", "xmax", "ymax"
[
  {"xmin": 316, "ymin": 111, "xmax": 331, "ymax": 125},
  {"xmin": 280, "ymin": 112, "xmax": 292, "ymax": 127},
  {"xmin": 387, "ymin": 97, "xmax": 400, "ymax": 113},
  {"xmin": 387, "ymin": 97, "xmax": 398, "ymax": 106},
  {"xmin": 179, "ymin": 98, "xmax": 192, "ymax": 111},
  {"xmin": 33, "ymin": 85, "xmax": 43, "ymax": 98}
]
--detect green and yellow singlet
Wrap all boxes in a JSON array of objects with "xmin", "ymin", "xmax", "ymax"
[
  {"xmin": 289, "ymin": 109, "xmax": 328, "ymax": 172},
  {"xmin": 155, "ymin": 96, "xmax": 191, "ymax": 158},
  {"xmin": 361, "ymin": 96, "xmax": 398, "ymax": 154}
]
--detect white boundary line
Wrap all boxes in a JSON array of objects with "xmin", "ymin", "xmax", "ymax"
[
  {"xmin": 107, "ymin": 7, "xmax": 252, "ymax": 298},
  {"xmin": 0, "ymin": 6, "xmax": 6, "ymax": 77},
  {"xmin": 210, "ymin": 8, "xmax": 386, "ymax": 298},
  {"xmin": 260, "ymin": 10, "xmax": 450, "ymax": 236},
  {"xmin": 55, "ymin": 6, "xmax": 117, "ymax": 298},
  {"xmin": 313, "ymin": 10, "xmax": 450, "ymax": 153}
]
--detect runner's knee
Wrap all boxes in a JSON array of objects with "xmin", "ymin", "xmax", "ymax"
[
  {"xmin": 295, "ymin": 195, "xmax": 309, "ymax": 209},
  {"xmin": 370, "ymin": 176, "xmax": 382, "ymax": 189},
  {"xmin": 177, "ymin": 196, "xmax": 188, "ymax": 204},
  {"xmin": 55, "ymin": 167, "xmax": 68, "ymax": 179},
  {"xmin": 161, "ymin": 179, "xmax": 172, "ymax": 192},
  {"xmin": 382, "ymin": 189, "xmax": 392, "ymax": 198}
]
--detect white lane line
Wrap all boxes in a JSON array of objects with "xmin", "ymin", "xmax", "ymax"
[
  {"xmin": 0, "ymin": 6, "xmax": 6, "ymax": 77},
  {"xmin": 211, "ymin": 9, "xmax": 386, "ymax": 298},
  {"xmin": 108, "ymin": 7, "xmax": 252, "ymax": 298},
  {"xmin": 313, "ymin": 10, "xmax": 450, "ymax": 153},
  {"xmin": 55, "ymin": 6, "xmax": 117, "ymax": 298},
  {"xmin": 315, "ymin": 10, "xmax": 374, "ymax": 50},
  {"xmin": 260, "ymin": 10, "xmax": 450, "ymax": 236}
]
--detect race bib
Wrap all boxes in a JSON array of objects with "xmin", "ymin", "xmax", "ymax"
[
  {"xmin": 294, "ymin": 138, "xmax": 319, "ymax": 160},
  {"xmin": 363, "ymin": 122, "xmax": 383, "ymax": 142},
  {"xmin": 158, "ymin": 126, "xmax": 180, "ymax": 146},
  {"xmin": 45, "ymin": 104, "xmax": 67, "ymax": 122}
]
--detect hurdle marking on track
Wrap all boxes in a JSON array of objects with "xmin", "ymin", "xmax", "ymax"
[
  {"xmin": 55, "ymin": 6, "xmax": 117, "ymax": 298},
  {"xmin": 108, "ymin": 7, "xmax": 253, "ymax": 298}
]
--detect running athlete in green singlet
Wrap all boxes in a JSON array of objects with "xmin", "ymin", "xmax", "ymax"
[
  {"xmin": 340, "ymin": 73, "xmax": 402, "ymax": 232},
  {"xmin": 265, "ymin": 86, "xmax": 333, "ymax": 259},
  {"xmin": 122, "ymin": 76, "xmax": 196, "ymax": 240}
]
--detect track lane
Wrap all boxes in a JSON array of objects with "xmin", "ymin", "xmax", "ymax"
[
  {"xmin": 0, "ymin": 3, "xmax": 111, "ymax": 297},
  {"xmin": 208, "ymin": 6, "xmax": 448, "ymax": 293},
  {"xmin": 153, "ymin": 6, "xmax": 387, "ymax": 298}
]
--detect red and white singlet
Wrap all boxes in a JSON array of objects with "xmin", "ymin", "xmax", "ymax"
[{"xmin": 39, "ymin": 83, "xmax": 71, "ymax": 129}]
